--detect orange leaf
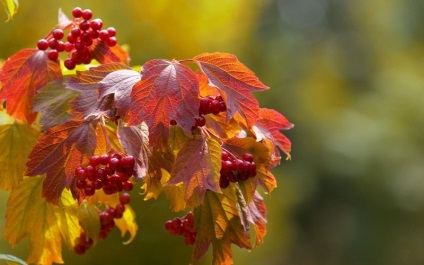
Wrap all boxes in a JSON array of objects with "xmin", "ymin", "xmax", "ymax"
[
  {"xmin": 0, "ymin": 49, "xmax": 62, "ymax": 124},
  {"xmin": 252, "ymin": 108, "xmax": 294, "ymax": 158},
  {"xmin": 128, "ymin": 59, "xmax": 199, "ymax": 148},
  {"xmin": 90, "ymin": 40, "xmax": 130, "ymax": 65},
  {"xmin": 193, "ymin": 52, "xmax": 268, "ymax": 126},
  {"xmin": 25, "ymin": 120, "xmax": 98, "ymax": 204},
  {"xmin": 168, "ymin": 136, "xmax": 221, "ymax": 207}
]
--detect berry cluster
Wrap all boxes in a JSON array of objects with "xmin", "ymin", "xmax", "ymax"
[
  {"xmin": 164, "ymin": 212, "xmax": 197, "ymax": 245},
  {"xmin": 36, "ymin": 7, "xmax": 117, "ymax": 70},
  {"xmin": 219, "ymin": 151, "xmax": 257, "ymax": 189},
  {"xmin": 74, "ymin": 153, "xmax": 135, "ymax": 197},
  {"xmin": 73, "ymin": 232, "xmax": 93, "ymax": 255},
  {"xmin": 74, "ymin": 193, "xmax": 131, "ymax": 255},
  {"xmin": 199, "ymin": 95, "xmax": 226, "ymax": 116}
]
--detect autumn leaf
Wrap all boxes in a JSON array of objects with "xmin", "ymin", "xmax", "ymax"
[
  {"xmin": 99, "ymin": 69, "xmax": 141, "ymax": 119},
  {"xmin": 0, "ymin": 49, "xmax": 62, "ymax": 124},
  {"xmin": 115, "ymin": 205, "xmax": 138, "ymax": 244},
  {"xmin": 2, "ymin": 0, "xmax": 19, "ymax": 21},
  {"xmin": 128, "ymin": 59, "xmax": 199, "ymax": 148},
  {"xmin": 77, "ymin": 201, "xmax": 100, "ymax": 243},
  {"xmin": 223, "ymin": 137, "xmax": 273, "ymax": 203},
  {"xmin": 193, "ymin": 52, "xmax": 268, "ymax": 126},
  {"xmin": 245, "ymin": 191, "xmax": 267, "ymax": 246},
  {"xmin": 25, "ymin": 120, "xmax": 98, "ymax": 204},
  {"xmin": 252, "ymin": 108, "xmax": 294, "ymax": 158},
  {"xmin": 5, "ymin": 176, "xmax": 80, "ymax": 265},
  {"xmin": 90, "ymin": 40, "xmax": 130, "ymax": 65},
  {"xmin": 0, "ymin": 254, "xmax": 26, "ymax": 265},
  {"xmin": 168, "ymin": 136, "xmax": 221, "ymax": 207},
  {"xmin": 33, "ymin": 78, "xmax": 79, "ymax": 131},
  {"xmin": 0, "ymin": 121, "xmax": 39, "ymax": 190},
  {"xmin": 117, "ymin": 122, "xmax": 150, "ymax": 180},
  {"xmin": 55, "ymin": 189, "xmax": 82, "ymax": 249},
  {"xmin": 192, "ymin": 188, "xmax": 251, "ymax": 265},
  {"xmin": 64, "ymin": 63, "xmax": 129, "ymax": 119}
]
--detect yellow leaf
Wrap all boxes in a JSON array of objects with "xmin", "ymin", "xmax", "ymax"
[
  {"xmin": 163, "ymin": 169, "xmax": 187, "ymax": 212},
  {"xmin": 2, "ymin": 0, "xmax": 18, "ymax": 21},
  {"xmin": 0, "ymin": 121, "xmax": 39, "ymax": 190},
  {"xmin": 115, "ymin": 204, "xmax": 138, "ymax": 244},
  {"xmin": 5, "ymin": 176, "xmax": 63, "ymax": 265}
]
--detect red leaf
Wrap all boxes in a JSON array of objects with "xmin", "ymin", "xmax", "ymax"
[
  {"xmin": 253, "ymin": 108, "xmax": 294, "ymax": 158},
  {"xmin": 99, "ymin": 69, "xmax": 141, "ymax": 118},
  {"xmin": 0, "ymin": 49, "xmax": 62, "ymax": 124},
  {"xmin": 168, "ymin": 136, "xmax": 221, "ymax": 207},
  {"xmin": 90, "ymin": 40, "xmax": 130, "ymax": 65},
  {"xmin": 128, "ymin": 59, "xmax": 199, "ymax": 148},
  {"xmin": 117, "ymin": 123, "xmax": 150, "ymax": 180},
  {"xmin": 65, "ymin": 63, "xmax": 129, "ymax": 119},
  {"xmin": 245, "ymin": 191, "xmax": 267, "ymax": 246},
  {"xmin": 25, "ymin": 120, "xmax": 97, "ymax": 204},
  {"xmin": 193, "ymin": 52, "xmax": 268, "ymax": 126}
]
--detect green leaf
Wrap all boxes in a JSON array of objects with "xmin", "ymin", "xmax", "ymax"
[
  {"xmin": 77, "ymin": 201, "xmax": 100, "ymax": 244},
  {"xmin": 2, "ymin": 0, "xmax": 18, "ymax": 21}
]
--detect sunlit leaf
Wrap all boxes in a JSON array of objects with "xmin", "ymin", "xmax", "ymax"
[
  {"xmin": 193, "ymin": 52, "xmax": 268, "ymax": 126},
  {"xmin": 115, "ymin": 205, "xmax": 138, "ymax": 244},
  {"xmin": 0, "ymin": 49, "xmax": 62, "ymax": 123},
  {"xmin": 55, "ymin": 189, "xmax": 82, "ymax": 249},
  {"xmin": 128, "ymin": 59, "xmax": 199, "ymax": 148},
  {"xmin": 90, "ymin": 40, "xmax": 130, "ymax": 65},
  {"xmin": 168, "ymin": 136, "xmax": 221, "ymax": 207},
  {"xmin": 0, "ymin": 122, "xmax": 39, "ymax": 190},
  {"xmin": 2, "ymin": 0, "xmax": 19, "ymax": 21},
  {"xmin": 25, "ymin": 120, "xmax": 97, "ymax": 204},
  {"xmin": 0, "ymin": 254, "xmax": 26, "ymax": 265},
  {"xmin": 5, "ymin": 177, "xmax": 63, "ymax": 264},
  {"xmin": 77, "ymin": 201, "xmax": 100, "ymax": 244}
]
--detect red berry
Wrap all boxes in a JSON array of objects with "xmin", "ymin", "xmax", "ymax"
[
  {"xmin": 82, "ymin": 9, "xmax": 93, "ymax": 20},
  {"xmin": 106, "ymin": 37, "xmax": 117, "ymax": 47},
  {"xmin": 63, "ymin": 58, "xmax": 75, "ymax": 70},
  {"xmin": 37, "ymin": 39, "xmax": 49, "ymax": 50},
  {"xmin": 209, "ymin": 100, "xmax": 220, "ymax": 114},
  {"xmin": 119, "ymin": 193, "xmax": 131, "ymax": 205},
  {"xmin": 72, "ymin": 7, "xmax": 83, "ymax": 18},
  {"xmin": 98, "ymin": 30, "xmax": 109, "ymax": 40},
  {"xmin": 109, "ymin": 157, "xmax": 121, "ymax": 169},
  {"xmin": 64, "ymin": 42, "xmax": 74, "ymax": 52},
  {"xmin": 80, "ymin": 31, "xmax": 91, "ymax": 42},
  {"xmin": 75, "ymin": 166, "xmax": 86, "ymax": 180},
  {"xmin": 76, "ymin": 179, "xmax": 87, "ymax": 189},
  {"xmin": 199, "ymin": 97, "xmax": 211, "ymax": 114},
  {"xmin": 227, "ymin": 171, "xmax": 237, "ymax": 182},
  {"xmin": 219, "ymin": 176, "xmax": 230, "ymax": 189},
  {"xmin": 74, "ymin": 41, "xmax": 85, "ymax": 51},
  {"xmin": 219, "ymin": 101, "xmax": 227, "ymax": 112},
  {"xmin": 56, "ymin": 41, "xmax": 65, "ymax": 52},
  {"xmin": 107, "ymin": 27, "xmax": 116, "ymax": 37},
  {"xmin": 221, "ymin": 151, "xmax": 229, "ymax": 161},
  {"xmin": 106, "ymin": 207, "xmax": 116, "ymax": 218},
  {"xmin": 48, "ymin": 50, "xmax": 59, "ymax": 60},
  {"xmin": 52, "ymin": 29, "xmax": 64, "ymax": 40},
  {"xmin": 100, "ymin": 154, "xmax": 110, "ymax": 165},
  {"xmin": 74, "ymin": 244, "xmax": 86, "ymax": 255},
  {"xmin": 231, "ymin": 159, "xmax": 243, "ymax": 171},
  {"xmin": 115, "ymin": 203, "xmax": 125, "ymax": 215},
  {"xmin": 71, "ymin": 27, "xmax": 81, "ymax": 37},
  {"xmin": 90, "ymin": 19, "xmax": 103, "ymax": 30},
  {"xmin": 121, "ymin": 156, "xmax": 135, "ymax": 168},
  {"xmin": 48, "ymin": 39, "xmax": 58, "ymax": 49},
  {"xmin": 237, "ymin": 171, "xmax": 249, "ymax": 181},
  {"xmin": 86, "ymin": 165, "xmax": 96, "ymax": 181},
  {"xmin": 194, "ymin": 116, "xmax": 206, "ymax": 127},
  {"xmin": 242, "ymin": 153, "xmax": 254, "ymax": 163},
  {"xmin": 221, "ymin": 160, "xmax": 232, "ymax": 172},
  {"xmin": 123, "ymin": 181, "xmax": 133, "ymax": 191},
  {"xmin": 89, "ymin": 155, "xmax": 100, "ymax": 166},
  {"xmin": 99, "ymin": 212, "xmax": 111, "ymax": 224},
  {"xmin": 79, "ymin": 20, "xmax": 90, "ymax": 31},
  {"xmin": 93, "ymin": 179, "xmax": 104, "ymax": 189},
  {"xmin": 84, "ymin": 185, "xmax": 95, "ymax": 196},
  {"xmin": 67, "ymin": 34, "xmax": 77, "ymax": 44},
  {"xmin": 170, "ymin": 119, "xmax": 177, "ymax": 125},
  {"xmin": 165, "ymin": 220, "xmax": 173, "ymax": 231},
  {"xmin": 184, "ymin": 233, "xmax": 196, "ymax": 245},
  {"xmin": 89, "ymin": 29, "xmax": 99, "ymax": 39}
]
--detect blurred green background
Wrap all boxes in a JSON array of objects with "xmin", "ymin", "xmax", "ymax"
[{"xmin": 2, "ymin": 0, "xmax": 424, "ymax": 264}]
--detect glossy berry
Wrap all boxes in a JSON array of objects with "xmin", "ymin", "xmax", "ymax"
[
  {"xmin": 82, "ymin": 9, "xmax": 93, "ymax": 20},
  {"xmin": 107, "ymin": 27, "xmax": 116, "ymax": 37},
  {"xmin": 64, "ymin": 58, "xmax": 76, "ymax": 70},
  {"xmin": 106, "ymin": 37, "xmax": 117, "ymax": 47},
  {"xmin": 242, "ymin": 153, "xmax": 254, "ymax": 163},
  {"xmin": 219, "ymin": 176, "xmax": 230, "ymax": 188},
  {"xmin": 74, "ymin": 244, "xmax": 86, "ymax": 255},
  {"xmin": 47, "ymin": 50, "xmax": 59, "ymax": 60},
  {"xmin": 121, "ymin": 156, "xmax": 135, "ymax": 168},
  {"xmin": 37, "ymin": 39, "xmax": 49, "ymax": 50},
  {"xmin": 52, "ymin": 29, "xmax": 64, "ymax": 40},
  {"xmin": 79, "ymin": 20, "xmax": 90, "ymax": 31},
  {"xmin": 123, "ymin": 181, "xmax": 133, "ymax": 191},
  {"xmin": 119, "ymin": 193, "xmax": 131, "ymax": 204},
  {"xmin": 72, "ymin": 7, "xmax": 83, "ymax": 18},
  {"xmin": 90, "ymin": 19, "xmax": 103, "ymax": 30}
]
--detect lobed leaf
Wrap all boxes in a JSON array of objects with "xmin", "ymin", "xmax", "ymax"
[
  {"xmin": 0, "ymin": 121, "xmax": 39, "ymax": 190},
  {"xmin": 33, "ymin": 78, "xmax": 79, "ymax": 131},
  {"xmin": 90, "ymin": 40, "xmax": 130, "ymax": 65},
  {"xmin": 0, "ymin": 49, "xmax": 62, "ymax": 124},
  {"xmin": 25, "ymin": 120, "xmax": 97, "ymax": 204},
  {"xmin": 117, "ymin": 122, "xmax": 150, "ymax": 180},
  {"xmin": 168, "ymin": 136, "xmax": 221, "ymax": 207},
  {"xmin": 77, "ymin": 201, "xmax": 100, "ymax": 244},
  {"xmin": 65, "ymin": 63, "xmax": 129, "ymax": 119},
  {"xmin": 99, "ymin": 69, "xmax": 141, "ymax": 119},
  {"xmin": 193, "ymin": 52, "xmax": 268, "ymax": 126},
  {"xmin": 115, "ymin": 205, "xmax": 138, "ymax": 244},
  {"xmin": 5, "ymin": 176, "xmax": 78, "ymax": 265},
  {"xmin": 252, "ymin": 108, "xmax": 294, "ymax": 158},
  {"xmin": 128, "ymin": 59, "xmax": 199, "ymax": 148}
]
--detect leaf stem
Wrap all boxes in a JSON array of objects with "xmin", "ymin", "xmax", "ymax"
[{"xmin": 100, "ymin": 116, "xmax": 112, "ymax": 151}]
